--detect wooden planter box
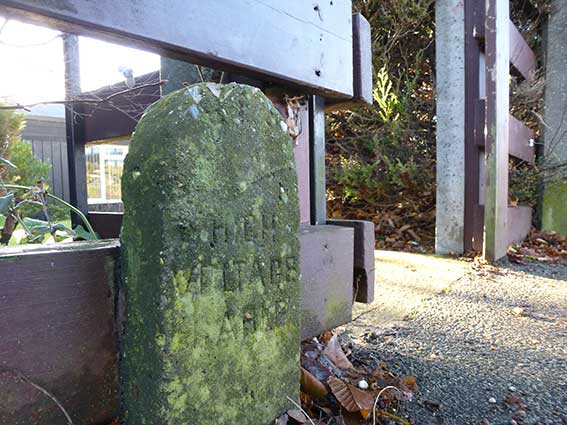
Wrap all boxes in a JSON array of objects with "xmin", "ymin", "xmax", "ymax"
[{"xmin": 0, "ymin": 240, "xmax": 120, "ymax": 425}]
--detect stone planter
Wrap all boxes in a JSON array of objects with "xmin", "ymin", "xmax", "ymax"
[{"xmin": 0, "ymin": 240, "xmax": 120, "ymax": 425}]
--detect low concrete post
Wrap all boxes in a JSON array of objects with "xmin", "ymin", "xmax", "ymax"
[
  {"xmin": 121, "ymin": 83, "xmax": 301, "ymax": 424},
  {"xmin": 542, "ymin": 0, "xmax": 567, "ymax": 235},
  {"xmin": 435, "ymin": 0, "xmax": 467, "ymax": 254}
]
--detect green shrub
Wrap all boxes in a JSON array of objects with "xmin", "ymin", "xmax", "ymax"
[
  {"xmin": 327, "ymin": 0, "xmax": 436, "ymax": 250},
  {"xmin": 327, "ymin": 0, "xmax": 550, "ymax": 250},
  {"xmin": 3, "ymin": 140, "xmax": 51, "ymax": 186}
]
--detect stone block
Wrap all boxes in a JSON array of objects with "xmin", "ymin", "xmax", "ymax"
[
  {"xmin": 121, "ymin": 83, "xmax": 301, "ymax": 424},
  {"xmin": 299, "ymin": 225, "xmax": 354, "ymax": 339}
]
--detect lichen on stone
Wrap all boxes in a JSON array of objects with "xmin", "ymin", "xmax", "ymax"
[{"xmin": 121, "ymin": 83, "xmax": 301, "ymax": 424}]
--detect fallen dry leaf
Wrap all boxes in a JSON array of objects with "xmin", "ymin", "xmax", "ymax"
[
  {"xmin": 327, "ymin": 376, "xmax": 376, "ymax": 413},
  {"xmin": 275, "ymin": 413, "xmax": 289, "ymax": 425},
  {"xmin": 287, "ymin": 409, "xmax": 307, "ymax": 424},
  {"xmin": 323, "ymin": 336, "xmax": 353, "ymax": 370},
  {"xmin": 300, "ymin": 367, "xmax": 329, "ymax": 400}
]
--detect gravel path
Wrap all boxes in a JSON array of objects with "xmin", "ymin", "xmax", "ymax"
[{"xmin": 345, "ymin": 259, "xmax": 567, "ymax": 425}]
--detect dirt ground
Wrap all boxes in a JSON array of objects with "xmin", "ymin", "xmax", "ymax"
[{"xmin": 340, "ymin": 252, "xmax": 567, "ymax": 425}]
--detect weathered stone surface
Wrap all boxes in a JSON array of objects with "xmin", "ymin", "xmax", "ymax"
[
  {"xmin": 542, "ymin": 182, "xmax": 567, "ymax": 235},
  {"xmin": 435, "ymin": 0, "xmax": 466, "ymax": 254},
  {"xmin": 121, "ymin": 83, "xmax": 301, "ymax": 424},
  {"xmin": 543, "ymin": 0, "xmax": 567, "ymax": 236}
]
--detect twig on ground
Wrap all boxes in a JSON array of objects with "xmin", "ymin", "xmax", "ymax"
[
  {"xmin": 195, "ymin": 65, "xmax": 205, "ymax": 82},
  {"xmin": 0, "ymin": 367, "xmax": 74, "ymax": 425},
  {"xmin": 373, "ymin": 386, "xmax": 401, "ymax": 425}
]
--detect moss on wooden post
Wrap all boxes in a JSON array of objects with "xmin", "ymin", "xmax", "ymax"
[{"xmin": 121, "ymin": 83, "xmax": 301, "ymax": 424}]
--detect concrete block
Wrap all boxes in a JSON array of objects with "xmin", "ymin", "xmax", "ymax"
[{"xmin": 299, "ymin": 225, "xmax": 354, "ymax": 339}]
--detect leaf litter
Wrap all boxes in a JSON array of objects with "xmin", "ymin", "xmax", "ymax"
[{"xmin": 277, "ymin": 332, "xmax": 417, "ymax": 425}]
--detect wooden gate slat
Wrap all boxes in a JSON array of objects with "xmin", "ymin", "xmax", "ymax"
[
  {"xmin": 509, "ymin": 114, "xmax": 536, "ymax": 163},
  {"xmin": 508, "ymin": 205, "xmax": 533, "ymax": 245},
  {"xmin": 509, "ymin": 20, "xmax": 537, "ymax": 81}
]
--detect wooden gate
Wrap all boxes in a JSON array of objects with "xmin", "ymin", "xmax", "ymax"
[{"xmin": 464, "ymin": 0, "xmax": 536, "ymax": 261}]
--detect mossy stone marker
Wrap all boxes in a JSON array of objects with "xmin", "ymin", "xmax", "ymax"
[{"xmin": 121, "ymin": 83, "xmax": 301, "ymax": 424}]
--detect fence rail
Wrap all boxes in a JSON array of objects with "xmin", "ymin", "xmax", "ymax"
[{"xmin": 463, "ymin": 0, "xmax": 536, "ymax": 261}]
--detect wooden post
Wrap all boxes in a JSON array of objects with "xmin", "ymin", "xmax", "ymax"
[
  {"xmin": 309, "ymin": 95, "xmax": 326, "ymax": 225},
  {"xmin": 483, "ymin": 0, "xmax": 510, "ymax": 261},
  {"xmin": 463, "ymin": 0, "xmax": 485, "ymax": 252},
  {"xmin": 63, "ymin": 33, "xmax": 88, "ymax": 223}
]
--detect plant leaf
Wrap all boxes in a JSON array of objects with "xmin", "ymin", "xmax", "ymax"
[
  {"xmin": 51, "ymin": 222, "xmax": 76, "ymax": 236},
  {"xmin": 14, "ymin": 200, "xmax": 43, "ymax": 210},
  {"xmin": 23, "ymin": 217, "xmax": 51, "ymax": 237},
  {"xmin": 73, "ymin": 224, "xmax": 98, "ymax": 241},
  {"xmin": 0, "ymin": 193, "xmax": 14, "ymax": 214}
]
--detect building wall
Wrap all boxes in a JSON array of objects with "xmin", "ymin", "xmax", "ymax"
[{"xmin": 21, "ymin": 115, "xmax": 70, "ymax": 202}]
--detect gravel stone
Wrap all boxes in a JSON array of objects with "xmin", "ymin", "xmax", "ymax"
[{"xmin": 346, "ymin": 259, "xmax": 567, "ymax": 425}]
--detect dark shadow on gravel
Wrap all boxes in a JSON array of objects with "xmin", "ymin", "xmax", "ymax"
[
  {"xmin": 347, "ymin": 325, "xmax": 567, "ymax": 425},
  {"xmin": 345, "ymin": 258, "xmax": 567, "ymax": 425},
  {"xmin": 497, "ymin": 258, "xmax": 567, "ymax": 281}
]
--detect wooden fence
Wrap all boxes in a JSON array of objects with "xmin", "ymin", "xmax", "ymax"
[
  {"xmin": 21, "ymin": 115, "xmax": 70, "ymax": 202},
  {"xmin": 464, "ymin": 0, "xmax": 536, "ymax": 261}
]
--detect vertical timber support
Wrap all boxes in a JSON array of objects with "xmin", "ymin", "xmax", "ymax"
[
  {"xmin": 435, "ymin": 0, "xmax": 466, "ymax": 254},
  {"xmin": 464, "ymin": 0, "xmax": 485, "ymax": 252},
  {"xmin": 309, "ymin": 95, "xmax": 326, "ymax": 225},
  {"xmin": 484, "ymin": 0, "xmax": 510, "ymax": 261},
  {"xmin": 63, "ymin": 34, "xmax": 88, "ymax": 222}
]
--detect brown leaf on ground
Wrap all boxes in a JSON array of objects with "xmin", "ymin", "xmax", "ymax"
[
  {"xmin": 287, "ymin": 409, "xmax": 308, "ymax": 424},
  {"xmin": 504, "ymin": 393, "xmax": 528, "ymax": 411},
  {"xmin": 300, "ymin": 367, "xmax": 329, "ymax": 400},
  {"xmin": 328, "ymin": 376, "xmax": 376, "ymax": 413},
  {"xmin": 323, "ymin": 335, "xmax": 353, "ymax": 370},
  {"xmin": 508, "ymin": 229, "xmax": 567, "ymax": 263},
  {"xmin": 275, "ymin": 413, "xmax": 289, "ymax": 425}
]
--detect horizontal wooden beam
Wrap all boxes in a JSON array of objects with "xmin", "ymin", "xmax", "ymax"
[
  {"xmin": 509, "ymin": 114, "xmax": 535, "ymax": 163},
  {"xmin": 508, "ymin": 205, "xmax": 532, "ymax": 246},
  {"xmin": 509, "ymin": 20, "xmax": 537, "ymax": 81},
  {"xmin": 0, "ymin": 0, "xmax": 354, "ymax": 99},
  {"xmin": 473, "ymin": 205, "xmax": 533, "ymax": 249}
]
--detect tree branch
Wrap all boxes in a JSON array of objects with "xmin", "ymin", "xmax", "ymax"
[{"xmin": 0, "ymin": 80, "xmax": 167, "ymax": 112}]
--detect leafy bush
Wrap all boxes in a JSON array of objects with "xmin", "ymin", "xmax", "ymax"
[
  {"xmin": 0, "ymin": 108, "xmax": 25, "ymax": 182},
  {"xmin": 3, "ymin": 139, "xmax": 51, "ymax": 186},
  {"xmin": 0, "ymin": 108, "xmax": 94, "ymax": 244},
  {"xmin": 327, "ymin": 0, "xmax": 551, "ymax": 251},
  {"xmin": 327, "ymin": 0, "xmax": 436, "ymax": 251}
]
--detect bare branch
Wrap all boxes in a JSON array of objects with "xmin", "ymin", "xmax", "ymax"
[
  {"xmin": 0, "ymin": 18, "xmax": 8, "ymax": 36},
  {"xmin": 0, "ymin": 34, "xmax": 62, "ymax": 47},
  {"xmin": 0, "ymin": 18, "xmax": 62, "ymax": 47},
  {"xmin": 0, "ymin": 80, "xmax": 167, "ymax": 112}
]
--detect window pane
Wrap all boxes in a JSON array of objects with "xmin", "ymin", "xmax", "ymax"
[{"xmin": 86, "ymin": 146, "xmax": 101, "ymax": 199}]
